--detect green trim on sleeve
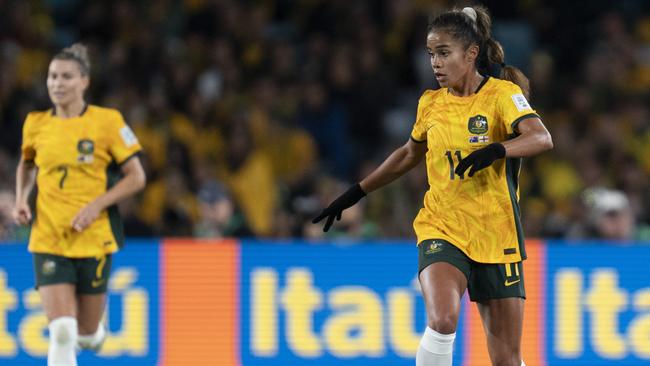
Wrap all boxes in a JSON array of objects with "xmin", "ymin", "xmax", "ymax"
[
  {"xmin": 117, "ymin": 151, "xmax": 142, "ymax": 167},
  {"xmin": 510, "ymin": 113, "xmax": 540, "ymax": 133},
  {"xmin": 410, "ymin": 136, "xmax": 426, "ymax": 143}
]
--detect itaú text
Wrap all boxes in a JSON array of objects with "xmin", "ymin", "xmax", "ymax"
[{"xmin": 249, "ymin": 267, "xmax": 422, "ymax": 358}]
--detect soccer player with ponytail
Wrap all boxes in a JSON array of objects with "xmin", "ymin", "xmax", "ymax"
[
  {"xmin": 13, "ymin": 43, "xmax": 146, "ymax": 366},
  {"xmin": 314, "ymin": 6, "xmax": 552, "ymax": 366}
]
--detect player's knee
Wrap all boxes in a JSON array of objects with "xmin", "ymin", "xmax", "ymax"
[
  {"xmin": 48, "ymin": 316, "xmax": 78, "ymax": 366},
  {"xmin": 491, "ymin": 352, "xmax": 522, "ymax": 366},
  {"xmin": 49, "ymin": 316, "xmax": 78, "ymax": 346},
  {"xmin": 427, "ymin": 314, "xmax": 458, "ymax": 334}
]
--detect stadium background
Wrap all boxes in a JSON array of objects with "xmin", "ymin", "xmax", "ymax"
[{"xmin": 0, "ymin": 0, "xmax": 649, "ymax": 365}]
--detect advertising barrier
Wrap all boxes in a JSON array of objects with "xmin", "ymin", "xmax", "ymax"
[
  {"xmin": 0, "ymin": 240, "xmax": 160, "ymax": 366},
  {"xmin": 0, "ymin": 239, "xmax": 647, "ymax": 365}
]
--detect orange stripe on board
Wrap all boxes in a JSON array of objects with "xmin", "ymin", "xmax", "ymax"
[
  {"xmin": 160, "ymin": 239, "xmax": 240, "ymax": 366},
  {"xmin": 521, "ymin": 240, "xmax": 546, "ymax": 366},
  {"xmin": 462, "ymin": 240, "xmax": 546, "ymax": 366}
]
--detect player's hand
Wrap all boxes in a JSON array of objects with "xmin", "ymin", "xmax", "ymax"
[
  {"xmin": 71, "ymin": 202, "xmax": 102, "ymax": 232},
  {"xmin": 12, "ymin": 202, "xmax": 32, "ymax": 225},
  {"xmin": 312, "ymin": 183, "xmax": 366, "ymax": 232},
  {"xmin": 455, "ymin": 143, "xmax": 506, "ymax": 177}
]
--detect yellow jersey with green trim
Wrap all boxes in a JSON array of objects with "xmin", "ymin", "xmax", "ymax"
[
  {"xmin": 21, "ymin": 105, "xmax": 142, "ymax": 257},
  {"xmin": 410, "ymin": 77, "xmax": 539, "ymax": 263}
]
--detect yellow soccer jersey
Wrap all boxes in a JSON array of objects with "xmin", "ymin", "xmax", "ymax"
[
  {"xmin": 21, "ymin": 105, "xmax": 142, "ymax": 257},
  {"xmin": 411, "ymin": 77, "xmax": 539, "ymax": 263}
]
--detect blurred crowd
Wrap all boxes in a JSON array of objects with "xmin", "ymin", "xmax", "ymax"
[{"xmin": 0, "ymin": 0, "xmax": 649, "ymax": 242}]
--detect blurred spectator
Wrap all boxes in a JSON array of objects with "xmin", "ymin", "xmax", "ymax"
[
  {"xmin": 218, "ymin": 113, "xmax": 276, "ymax": 237},
  {"xmin": 193, "ymin": 181, "xmax": 252, "ymax": 238},
  {"xmin": 568, "ymin": 187, "xmax": 650, "ymax": 241},
  {"xmin": 297, "ymin": 78, "xmax": 351, "ymax": 179},
  {"xmin": 0, "ymin": 190, "xmax": 17, "ymax": 241},
  {"xmin": 0, "ymin": 0, "xmax": 648, "ymax": 240},
  {"xmin": 119, "ymin": 197, "xmax": 155, "ymax": 238}
]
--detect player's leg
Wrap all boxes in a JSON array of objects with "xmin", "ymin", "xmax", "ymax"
[
  {"xmin": 476, "ymin": 298, "xmax": 524, "ymax": 366},
  {"xmin": 417, "ymin": 240, "xmax": 470, "ymax": 366},
  {"xmin": 75, "ymin": 255, "xmax": 111, "ymax": 351},
  {"xmin": 76, "ymin": 294, "xmax": 107, "ymax": 350},
  {"xmin": 34, "ymin": 253, "xmax": 79, "ymax": 366},
  {"xmin": 473, "ymin": 261, "xmax": 526, "ymax": 366}
]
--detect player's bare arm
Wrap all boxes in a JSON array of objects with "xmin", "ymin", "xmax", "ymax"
[
  {"xmin": 502, "ymin": 117, "xmax": 553, "ymax": 157},
  {"xmin": 360, "ymin": 138, "xmax": 428, "ymax": 194},
  {"xmin": 71, "ymin": 156, "xmax": 146, "ymax": 232},
  {"xmin": 12, "ymin": 157, "xmax": 37, "ymax": 225},
  {"xmin": 313, "ymin": 138, "xmax": 427, "ymax": 231}
]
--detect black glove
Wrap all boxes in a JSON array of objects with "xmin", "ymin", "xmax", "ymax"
[
  {"xmin": 312, "ymin": 183, "xmax": 366, "ymax": 232},
  {"xmin": 455, "ymin": 143, "xmax": 506, "ymax": 178}
]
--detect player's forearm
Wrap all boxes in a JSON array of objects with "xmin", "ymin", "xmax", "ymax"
[
  {"xmin": 360, "ymin": 145, "xmax": 422, "ymax": 193},
  {"xmin": 15, "ymin": 159, "xmax": 36, "ymax": 204},
  {"xmin": 502, "ymin": 129, "xmax": 553, "ymax": 158},
  {"xmin": 92, "ymin": 169, "xmax": 146, "ymax": 211}
]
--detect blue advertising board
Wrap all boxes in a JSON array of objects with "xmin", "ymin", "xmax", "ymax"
[
  {"xmin": 545, "ymin": 242, "xmax": 650, "ymax": 365},
  {"xmin": 238, "ymin": 239, "xmax": 466, "ymax": 366},
  {"xmin": 0, "ymin": 240, "xmax": 160, "ymax": 366},
  {"xmin": 0, "ymin": 239, "xmax": 649, "ymax": 366}
]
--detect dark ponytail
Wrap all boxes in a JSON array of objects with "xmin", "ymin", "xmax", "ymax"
[
  {"xmin": 473, "ymin": 7, "xmax": 530, "ymax": 98},
  {"xmin": 428, "ymin": 6, "xmax": 530, "ymax": 98}
]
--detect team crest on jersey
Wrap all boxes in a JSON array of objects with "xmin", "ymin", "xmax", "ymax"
[
  {"xmin": 77, "ymin": 139, "xmax": 95, "ymax": 163},
  {"xmin": 42, "ymin": 259, "xmax": 56, "ymax": 276},
  {"xmin": 468, "ymin": 115, "xmax": 488, "ymax": 134},
  {"xmin": 425, "ymin": 241, "xmax": 445, "ymax": 255}
]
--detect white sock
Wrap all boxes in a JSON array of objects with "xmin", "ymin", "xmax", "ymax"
[
  {"xmin": 416, "ymin": 326, "xmax": 455, "ymax": 366},
  {"xmin": 48, "ymin": 316, "xmax": 78, "ymax": 366},
  {"xmin": 521, "ymin": 361, "xmax": 526, "ymax": 366},
  {"xmin": 77, "ymin": 325, "xmax": 106, "ymax": 350}
]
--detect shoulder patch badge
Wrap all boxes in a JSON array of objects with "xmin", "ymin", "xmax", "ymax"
[
  {"xmin": 119, "ymin": 126, "xmax": 139, "ymax": 147},
  {"xmin": 468, "ymin": 115, "xmax": 488, "ymax": 134},
  {"xmin": 511, "ymin": 93, "xmax": 531, "ymax": 112}
]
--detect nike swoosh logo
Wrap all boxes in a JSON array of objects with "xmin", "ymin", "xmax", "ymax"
[
  {"xmin": 504, "ymin": 279, "xmax": 521, "ymax": 287},
  {"xmin": 91, "ymin": 280, "xmax": 105, "ymax": 288}
]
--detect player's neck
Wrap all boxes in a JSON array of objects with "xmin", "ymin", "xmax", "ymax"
[
  {"xmin": 55, "ymin": 100, "xmax": 86, "ymax": 119},
  {"xmin": 449, "ymin": 71, "xmax": 484, "ymax": 97}
]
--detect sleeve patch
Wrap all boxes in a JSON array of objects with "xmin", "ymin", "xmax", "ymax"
[
  {"xmin": 511, "ymin": 93, "xmax": 531, "ymax": 112},
  {"xmin": 119, "ymin": 126, "xmax": 139, "ymax": 147}
]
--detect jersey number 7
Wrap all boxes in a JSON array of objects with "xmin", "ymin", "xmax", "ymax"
[{"xmin": 57, "ymin": 165, "xmax": 68, "ymax": 189}]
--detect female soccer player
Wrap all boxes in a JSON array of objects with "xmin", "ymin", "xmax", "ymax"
[
  {"xmin": 313, "ymin": 6, "xmax": 552, "ymax": 366},
  {"xmin": 12, "ymin": 43, "xmax": 146, "ymax": 365}
]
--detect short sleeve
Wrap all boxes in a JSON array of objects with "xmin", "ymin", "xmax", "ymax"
[
  {"xmin": 108, "ymin": 111, "xmax": 143, "ymax": 165},
  {"xmin": 21, "ymin": 114, "xmax": 37, "ymax": 161},
  {"xmin": 410, "ymin": 90, "xmax": 436, "ymax": 143},
  {"xmin": 497, "ymin": 84, "xmax": 539, "ymax": 135}
]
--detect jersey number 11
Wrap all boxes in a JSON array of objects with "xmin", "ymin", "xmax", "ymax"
[{"xmin": 445, "ymin": 150, "xmax": 464, "ymax": 180}]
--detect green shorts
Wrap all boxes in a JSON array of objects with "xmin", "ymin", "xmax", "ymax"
[
  {"xmin": 33, "ymin": 253, "xmax": 112, "ymax": 294},
  {"xmin": 418, "ymin": 239, "xmax": 525, "ymax": 302}
]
